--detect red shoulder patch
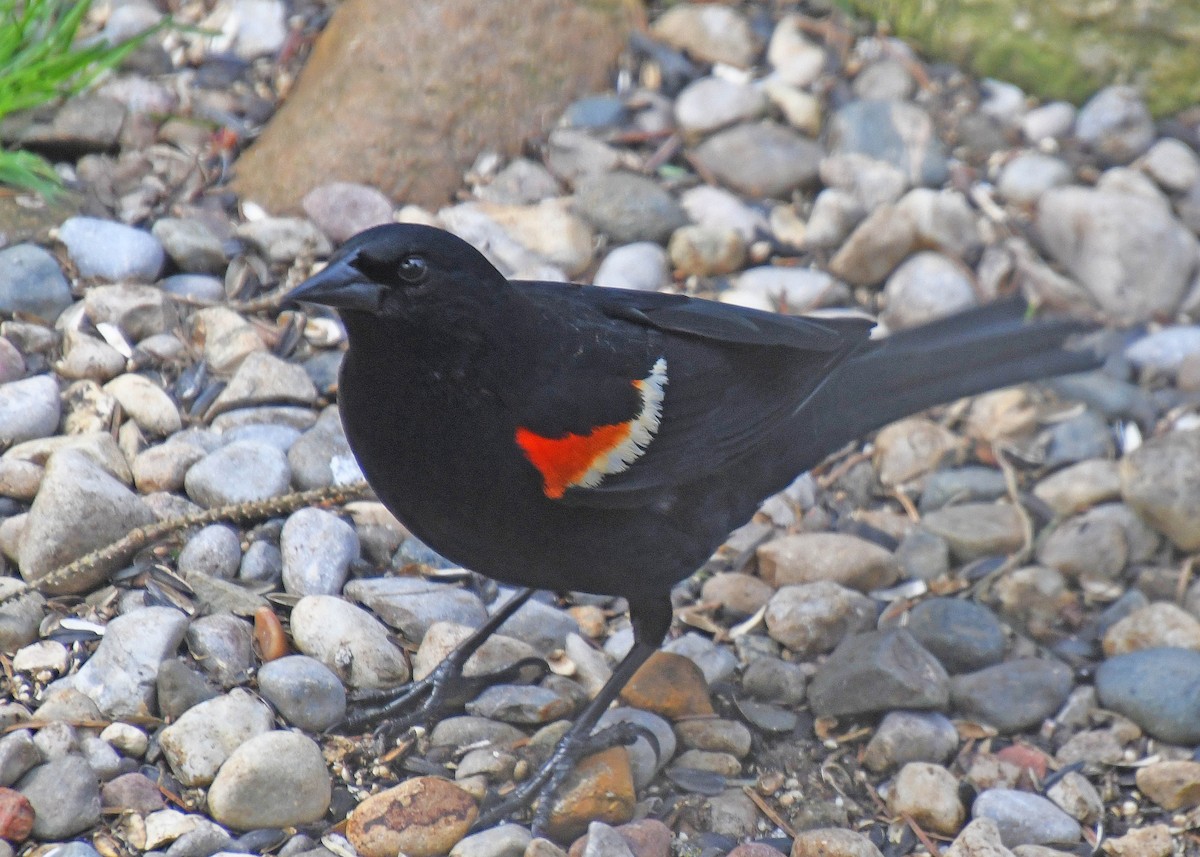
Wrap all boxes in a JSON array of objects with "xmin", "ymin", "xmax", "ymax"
[{"xmin": 515, "ymin": 422, "xmax": 633, "ymax": 500}]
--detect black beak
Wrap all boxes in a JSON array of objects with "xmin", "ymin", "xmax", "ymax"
[{"xmin": 285, "ymin": 256, "xmax": 385, "ymax": 313}]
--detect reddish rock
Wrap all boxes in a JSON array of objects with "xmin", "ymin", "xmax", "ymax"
[
  {"xmin": 346, "ymin": 777, "xmax": 477, "ymax": 857},
  {"xmin": 543, "ymin": 746, "xmax": 636, "ymax": 842},
  {"xmin": 233, "ymin": 0, "xmax": 631, "ymax": 212},
  {"xmin": 0, "ymin": 788, "xmax": 34, "ymax": 843},
  {"xmin": 620, "ymin": 651, "xmax": 714, "ymax": 719}
]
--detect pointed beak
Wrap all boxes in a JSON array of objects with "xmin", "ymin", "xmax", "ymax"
[{"xmin": 285, "ymin": 257, "xmax": 385, "ymax": 313}]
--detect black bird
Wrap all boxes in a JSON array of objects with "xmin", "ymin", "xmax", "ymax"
[{"xmin": 287, "ymin": 223, "xmax": 1100, "ymax": 831}]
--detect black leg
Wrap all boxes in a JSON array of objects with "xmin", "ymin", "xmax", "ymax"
[
  {"xmin": 471, "ymin": 594, "xmax": 674, "ymax": 835},
  {"xmin": 341, "ymin": 587, "xmax": 544, "ymax": 741}
]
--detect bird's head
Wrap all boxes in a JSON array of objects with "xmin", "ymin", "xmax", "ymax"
[{"xmin": 286, "ymin": 223, "xmax": 506, "ymax": 317}]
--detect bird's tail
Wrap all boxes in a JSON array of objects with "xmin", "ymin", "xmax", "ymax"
[{"xmin": 797, "ymin": 297, "xmax": 1102, "ymax": 460}]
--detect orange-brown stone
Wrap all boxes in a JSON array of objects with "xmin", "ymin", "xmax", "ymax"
[
  {"xmin": 543, "ymin": 746, "xmax": 635, "ymax": 842},
  {"xmin": 233, "ymin": 0, "xmax": 630, "ymax": 213},
  {"xmin": 619, "ymin": 651, "xmax": 715, "ymax": 719},
  {"xmin": 346, "ymin": 776, "xmax": 477, "ymax": 857}
]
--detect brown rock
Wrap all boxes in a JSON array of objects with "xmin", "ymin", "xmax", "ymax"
[
  {"xmin": 1101, "ymin": 824, "xmax": 1172, "ymax": 857},
  {"xmin": 791, "ymin": 828, "xmax": 883, "ymax": 857},
  {"xmin": 1135, "ymin": 760, "xmax": 1200, "ymax": 810},
  {"xmin": 828, "ymin": 204, "xmax": 917, "ymax": 286},
  {"xmin": 1102, "ymin": 602, "xmax": 1200, "ymax": 656},
  {"xmin": 620, "ymin": 651, "xmax": 714, "ymax": 719},
  {"xmin": 729, "ymin": 845, "xmax": 787, "ymax": 857},
  {"xmin": 347, "ymin": 777, "xmax": 477, "ymax": 857},
  {"xmin": 887, "ymin": 762, "xmax": 965, "ymax": 836},
  {"xmin": 567, "ymin": 817, "xmax": 672, "ymax": 857},
  {"xmin": 233, "ymin": 0, "xmax": 630, "ymax": 212},
  {"xmin": 0, "ymin": 787, "xmax": 34, "ymax": 842},
  {"xmin": 874, "ymin": 417, "xmax": 962, "ymax": 486},
  {"xmin": 757, "ymin": 532, "xmax": 900, "ymax": 591},
  {"xmin": 700, "ymin": 571, "xmax": 774, "ymax": 615},
  {"xmin": 543, "ymin": 746, "xmax": 635, "ymax": 842},
  {"xmin": 253, "ymin": 606, "xmax": 289, "ymax": 661},
  {"xmin": 944, "ymin": 818, "xmax": 1015, "ymax": 857}
]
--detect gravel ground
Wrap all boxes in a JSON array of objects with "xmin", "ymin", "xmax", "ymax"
[{"xmin": 0, "ymin": 2, "xmax": 1199, "ymax": 857}]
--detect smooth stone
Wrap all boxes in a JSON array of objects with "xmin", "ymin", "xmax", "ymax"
[
  {"xmin": 808, "ymin": 629, "xmax": 950, "ymax": 718},
  {"xmin": 185, "ymin": 612, "xmax": 255, "ymax": 687},
  {"xmin": 906, "ymin": 598, "xmax": 1007, "ymax": 674},
  {"xmin": 0, "ymin": 375, "xmax": 61, "ymax": 448},
  {"xmin": 0, "ymin": 244, "xmax": 73, "ymax": 322},
  {"xmin": 206, "ymin": 730, "xmax": 331, "ymax": 830},
  {"xmin": 950, "ymin": 659, "xmax": 1074, "ymax": 733},
  {"xmin": 290, "ymin": 595, "xmax": 410, "ymax": 689},
  {"xmin": 572, "ymin": 172, "xmax": 686, "ymax": 245},
  {"xmin": 1094, "ymin": 647, "xmax": 1200, "ymax": 744},
  {"xmin": 16, "ymin": 754, "xmax": 101, "ymax": 839},
  {"xmin": 158, "ymin": 689, "xmax": 275, "ymax": 787},
  {"xmin": 764, "ymin": 581, "xmax": 876, "ymax": 658},
  {"xmin": 58, "ymin": 217, "xmax": 164, "ymax": 282},
  {"xmin": 593, "ymin": 243, "xmax": 669, "ymax": 292},
  {"xmin": 862, "ymin": 710, "xmax": 959, "ymax": 772},
  {"xmin": 971, "ymin": 788, "xmax": 1082, "ymax": 847},
  {"xmin": 257, "ymin": 655, "xmax": 347, "ymax": 732},
  {"xmin": 690, "ymin": 121, "xmax": 823, "ymax": 198},
  {"xmin": 280, "ymin": 506, "xmax": 359, "ymax": 596},
  {"xmin": 1075, "ymin": 85, "xmax": 1154, "ymax": 164},
  {"xmin": 184, "ymin": 441, "xmax": 292, "ymax": 508}
]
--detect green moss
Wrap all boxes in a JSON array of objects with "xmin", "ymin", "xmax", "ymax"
[{"xmin": 850, "ymin": 0, "xmax": 1200, "ymax": 116}]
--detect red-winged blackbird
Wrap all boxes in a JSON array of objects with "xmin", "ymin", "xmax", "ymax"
[{"xmin": 288, "ymin": 223, "xmax": 1100, "ymax": 830}]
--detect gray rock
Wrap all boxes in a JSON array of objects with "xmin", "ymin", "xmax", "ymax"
[
  {"xmin": 301, "ymin": 182, "xmax": 393, "ymax": 243},
  {"xmin": 83, "ymin": 284, "xmax": 176, "ymax": 342},
  {"xmin": 1139, "ymin": 138, "xmax": 1200, "ymax": 194},
  {"xmin": 1032, "ymin": 460, "xmax": 1122, "ymax": 517},
  {"xmin": 896, "ymin": 188, "xmax": 982, "ymax": 262},
  {"xmin": 881, "ymin": 251, "xmax": 978, "ymax": 330},
  {"xmin": 809, "ymin": 629, "xmax": 950, "ymax": 718},
  {"xmin": 950, "ymin": 658, "xmax": 1073, "ymax": 733},
  {"xmin": 1125, "ymin": 326, "xmax": 1200, "ymax": 375},
  {"xmin": 1095, "ymin": 647, "xmax": 1200, "ymax": 744},
  {"xmin": 1075, "ymin": 86, "xmax": 1154, "ymax": 164},
  {"xmin": 997, "ymin": 153, "xmax": 1073, "ymax": 206},
  {"xmin": 494, "ymin": 591, "xmax": 580, "ymax": 654},
  {"xmin": 235, "ymin": 216, "xmax": 332, "ymax": 265},
  {"xmin": 593, "ymin": 243, "xmax": 669, "ymax": 291},
  {"xmin": 764, "ymin": 581, "xmax": 876, "ymax": 657},
  {"xmin": 803, "ymin": 188, "xmax": 866, "ymax": 249},
  {"xmin": 207, "ymin": 730, "xmax": 331, "ymax": 830},
  {"xmin": 596, "ymin": 706, "xmax": 675, "ymax": 789},
  {"xmin": 680, "ymin": 185, "xmax": 768, "ymax": 242},
  {"xmin": 257, "ymin": 655, "xmax": 347, "ymax": 732},
  {"xmin": 184, "ymin": 441, "xmax": 292, "ymax": 508},
  {"xmin": 208, "ymin": 351, "xmax": 319, "ymax": 417},
  {"xmin": 1036, "ymin": 507, "xmax": 1128, "ymax": 585},
  {"xmin": 0, "ymin": 375, "xmax": 61, "ymax": 448},
  {"xmin": 465, "ymin": 684, "xmax": 572, "ymax": 725},
  {"xmin": 57, "ymin": 331, "xmax": 127, "ymax": 382},
  {"xmin": 0, "ymin": 730, "xmax": 41, "ymax": 786},
  {"xmin": 573, "ymin": 172, "xmax": 687, "ymax": 244},
  {"xmin": 691, "ymin": 121, "xmax": 823, "ymax": 198},
  {"xmin": 674, "ymin": 76, "xmax": 766, "ymax": 136},
  {"xmin": 223, "ymin": 422, "xmax": 302, "ymax": 451},
  {"xmin": 290, "ymin": 595, "xmax": 410, "ymax": 689},
  {"xmin": 58, "ymin": 217, "xmax": 164, "ymax": 282},
  {"xmin": 450, "ymin": 823, "xmax": 532, "ymax": 857},
  {"xmin": 158, "ymin": 689, "xmax": 275, "ymax": 786},
  {"xmin": 1022, "ymin": 102, "xmax": 1075, "ymax": 143},
  {"xmin": 0, "ymin": 244, "xmax": 73, "ymax": 322},
  {"xmin": 971, "ymin": 788, "xmax": 1082, "ymax": 847},
  {"xmin": 131, "ymin": 441, "xmax": 206, "ymax": 493},
  {"xmin": 0, "ymin": 337, "xmax": 23, "ymax": 384},
  {"xmin": 1120, "ymin": 429, "xmax": 1200, "ymax": 551},
  {"xmin": 103, "ymin": 373, "xmax": 181, "ymax": 436},
  {"xmin": 186, "ymin": 613, "xmax": 255, "ymax": 687},
  {"xmin": 280, "ymin": 507, "xmax": 359, "ymax": 596},
  {"xmin": 156, "ymin": 658, "xmax": 219, "ymax": 721},
  {"xmin": 288, "ymin": 405, "xmax": 359, "ymax": 490},
  {"xmin": 1038, "ymin": 186, "xmax": 1197, "ymax": 323},
  {"xmin": 920, "ymin": 503, "xmax": 1024, "ymax": 562},
  {"xmin": 741, "ymin": 655, "xmax": 807, "ymax": 706},
  {"xmin": 17, "ymin": 754, "xmax": 101, "ymax": 839},
  {"xmin": 18, "ymin": 449, "xmax": 154, "ymax": 590},
  {"xmin": 345, "ymin": 577, "xmax": 487, "ymax": 642},
  {"xmin": 59, "ymin": 606, "xmax": 188, "ymax": 717},
  {"xmin": 663, "ymin": 632, "xmax": 738, "ymax": 685},
  {"xmin": 919, "ymin": 466, "xmax": 1008, "ymax": 513},
  {"xmin": 476, "ymin": 158, "xmax": 562, "ymax": 206},
  {"xmin": 828, "ymin": 100, "xmax": 949, "ymax": 187},
  {"xmin": 160, "ymin": 273, "xmax": 225, "ymax": 302},
  {"xmin": 906, "ymin": 598, "xmax": 1007, "ymax": 674},
  {"xmin": 1041, "ymin": 410, "xmax": 1115, "ymax": 468},
  {"xmin": 428, "ymin": 715, "xmax": 525, "ymax": 749},
  {"xmin": 177, "ymin": 518, "xmax": 241, "ymax": 578},
  {"xmin": 862, "ymin": 710, "xmax": 959, "ymax": 772},
  {"xmin": 238, "ymin": 539, "xmax": 283, "ymax": 585},
  {"xmin": 827, "ymin": 203, "xmax": 917, "ymax": 286},
  {"xmin": 651, "ymin": 3, "xmax": 759, "ymax": 68},
  {"xmin": 854, "ymin": 58, "xmax": 916, "ymax": 101},
  {"xmin": 151, "ymin": 218, "xmax": 227, "ymax": 273},
  {"xmin": 733, "ymin": 266, "xmax": 842, "ymax": 312}
]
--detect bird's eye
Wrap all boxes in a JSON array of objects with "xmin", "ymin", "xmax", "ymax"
[{"xmin": 397, "ymin": 254, "xmax": 429, "ymax": 284}]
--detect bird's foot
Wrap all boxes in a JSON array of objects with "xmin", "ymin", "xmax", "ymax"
[
  {"xmin": 473, "ymin": 720, "xmax": 658, "ymax": 837},
  {"xmin": 342, "ymin": 655, "xmax": 549, "ymax": 746}
]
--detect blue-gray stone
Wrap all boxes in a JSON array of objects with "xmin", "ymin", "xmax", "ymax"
[
  {"xmin": 906, "ymin": 597, "xmax": 1007, "ymax": 674},
  {"xmin": 257, "ymin": 655, "xmax": 347, "ymax": 732},
  {"xmin": 950, "ymin": 658, "xmax": 1073, "ymax": 733},
  {"xmin": 58, "ymin": 216, "xmax": 164, "ymax": 282},
  {"xmin": 972, "ymin": 788, "xmax": 1081, "ymax": 847},
  {"xmin": 829, "ymin": 100, "xmax": 949, "ymax": 186},
  {"xmin": 809, "ymin": 629, "xmax": 949, "ymax": 717},
  {"xmin": 1095, "ymin": 647, "xmax": 1200, "ymax": 745},
  {"xmin": 0, "ymin": 244, "xmax": 72, "ymax": 322}
]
